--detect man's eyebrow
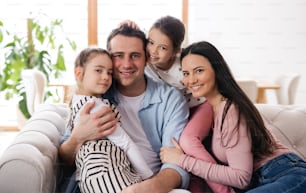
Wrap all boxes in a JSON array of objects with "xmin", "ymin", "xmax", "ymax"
[
  {"xmin": 130, "ymin": 52, "xmax": 141, "ymax": 55},
  {"xmin": 110, "ymin": 52, "xmax": 123, "ymax": 58},
  {"xmin": 111, "ymin": 52, "xmax": 123, "ymax": 55}
]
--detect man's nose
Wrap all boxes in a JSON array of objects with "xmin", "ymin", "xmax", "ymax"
[{"xmin": 122, "ymin": 56, "xmax": 133, "ymax": 67}]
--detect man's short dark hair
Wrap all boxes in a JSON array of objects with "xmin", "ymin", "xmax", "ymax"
[{"xmin": 106, "ymin": 24, "xmax": 147, "ymax": 54}]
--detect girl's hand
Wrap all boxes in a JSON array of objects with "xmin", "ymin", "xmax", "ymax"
[
  {"xmin": 118, "ymin": 19, "xmax": 140, "ymax": 30},
  {"xmin": 160, "ymin": 138, "xmax": 184, "ymax": 165}
]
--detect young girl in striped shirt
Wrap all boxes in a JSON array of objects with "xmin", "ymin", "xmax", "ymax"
[{"xmin": 68, "ymin": 47, "xmax": 152, "ymax": 193}]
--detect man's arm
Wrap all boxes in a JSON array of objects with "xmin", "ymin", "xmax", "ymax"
[
  {"xmin": 161, "ymin": 87, "xmax": 190, "ymax": 188},
  {"xmin": 122, "ymin": 168, "xmax": 181, "ymax": 193},
  {"xmin": 59, "ymin": 132, "xmax": 82, "ymax": 165}
]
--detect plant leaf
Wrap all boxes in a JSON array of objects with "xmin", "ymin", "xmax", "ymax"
[{"xmin": 18, "ymin": 92, "xmax": 31, "ymax": 119}]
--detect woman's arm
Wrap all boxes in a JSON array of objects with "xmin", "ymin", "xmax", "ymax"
[
  {"xmin": 179, "ymin": 105, "xmax": 253, "ymax": 189},
  {"xmin": 179, "ymin": 101, "xmax": 214, "ymax": 161},
  {"xmin": 161, "ymin": 105, "xmax": 254, "ymax": 189}
]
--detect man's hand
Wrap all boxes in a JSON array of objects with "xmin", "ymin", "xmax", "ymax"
[
  {"xmin": 59, "ymin": 101, "xmax": 117, "ymax": 165},
  {"xmin": 72, "ymin": 101, "xmax": 117, "ymax": 144}
]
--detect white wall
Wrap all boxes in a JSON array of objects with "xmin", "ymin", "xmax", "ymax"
[
  {"xmin": 1, "ymin": 0, "xmax": 305, "ymax": 104},
  {"xmin": 96, "ymin": 0, "xmax": 182, "ymax": 48},
  {"xmin": 188, "ymin": 0, "xmax": 306, "ymax": 104}
]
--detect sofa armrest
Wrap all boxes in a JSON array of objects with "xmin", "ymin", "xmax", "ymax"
[
  {"xmin": 0, "ymin": 103, "xmax": 69, "ymax": 193},
  {"xmin": 256, "ymin": 104, "xmax": 306, "ymax": 161}
]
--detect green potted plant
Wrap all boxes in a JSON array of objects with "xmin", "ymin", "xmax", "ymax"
[
  {"xmin": 0, "ymin": 15, "xmax": 77, "ymax": 119},
  {"xmin": 0, "ymin": 20, "xmax": 3, "ymax": 43}
]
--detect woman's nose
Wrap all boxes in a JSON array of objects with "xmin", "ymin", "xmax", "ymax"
[{"xmin": 188, "ymin": 74, "xmax": 197, "ymax": 84}]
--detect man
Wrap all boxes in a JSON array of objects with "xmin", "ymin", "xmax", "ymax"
[{"xmin": 59, "ymin": 25, "xmax": 190, "ymax": 193}]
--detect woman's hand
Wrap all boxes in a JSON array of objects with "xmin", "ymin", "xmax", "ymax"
[{"xmin": 160, "ymin": 138, "xmax": 185, "ymax": 165}]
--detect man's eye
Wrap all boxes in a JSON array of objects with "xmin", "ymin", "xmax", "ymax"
[
  {"xmin": 131, "ymin": 54, "xmax": 140, "ymax": 59},
  {"xmin": 112, "ymin": 54, "xmax": 122, "ymax": 58}
]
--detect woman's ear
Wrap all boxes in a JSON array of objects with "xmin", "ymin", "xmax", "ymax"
[{"xmin": 74, "ymin": 67, "xmax": 83, "ymax": 81}]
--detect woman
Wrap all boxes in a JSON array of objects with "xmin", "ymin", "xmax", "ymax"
[{"xmin": 160, "ymin": 41, "xmax": 306, "ymax": 192}]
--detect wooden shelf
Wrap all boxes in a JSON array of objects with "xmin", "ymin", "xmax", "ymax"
[{"xmin": 0, "ymin": 125, "xmax": 19, "ymax": 132}]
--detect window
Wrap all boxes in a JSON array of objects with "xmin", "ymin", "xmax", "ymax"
[{"xmin": 0, "ymin": 0, "xmax": 184, "ymax": 85}]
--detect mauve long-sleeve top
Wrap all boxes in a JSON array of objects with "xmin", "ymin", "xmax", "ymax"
[{"xmin": 178, "ymin": 100, "xmax": 290, "ymax": 190}]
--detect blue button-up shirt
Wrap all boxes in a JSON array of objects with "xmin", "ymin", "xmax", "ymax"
[{"xmin": 104, "ymin": 76, "xmax": 190, "ymax": 188}]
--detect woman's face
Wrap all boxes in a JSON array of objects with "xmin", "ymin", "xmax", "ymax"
[{"xmin": 181, "ymin": 54, "xmax": 218, "ymax": 99}]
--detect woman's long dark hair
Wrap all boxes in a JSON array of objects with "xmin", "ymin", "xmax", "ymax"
[{"xmin": 180, "ymin": 41, "xmax": 278, "ymax": 160}]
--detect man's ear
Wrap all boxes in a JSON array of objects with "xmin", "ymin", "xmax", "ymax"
[{"xmin": 74, "ymin": 67, "xmax": 83, "ymax": 81}]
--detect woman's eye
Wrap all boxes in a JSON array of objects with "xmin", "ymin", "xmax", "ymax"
[
  {"xmin": 161, "ymin": 46, "xmax": 167, "ymax": 51},
  {"xmin": 196, "ymin": 69, "xmax": 204, "ymax": 73}
]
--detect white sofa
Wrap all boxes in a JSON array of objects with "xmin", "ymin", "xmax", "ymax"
[{"xmin": 0, "ymin": 103, "xmax": 306, "ymax": 193}]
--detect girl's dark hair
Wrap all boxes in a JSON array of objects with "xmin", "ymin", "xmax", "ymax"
[
  {"xmin": 74, "ymin": 47, "xmax": 111, "ymax": 69},
  {"xmin": 180, "ymin": 41, "xmax": 278, "ymax": 160},
  {"xmin": 151, "ymin": 15, "xmax": 185, "ymax": 51}
]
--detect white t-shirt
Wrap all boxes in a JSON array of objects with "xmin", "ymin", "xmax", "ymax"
[{"xmin": 117, "ymin": 92, "xmax": 161, "ymax": 173}]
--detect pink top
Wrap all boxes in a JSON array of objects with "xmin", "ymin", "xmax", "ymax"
[{"xmin": 179, "ymin": 100, "xmax": 291, "ymax": 189}]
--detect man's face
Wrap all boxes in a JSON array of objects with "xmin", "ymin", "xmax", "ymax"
[{"xmin": 109, "ymin": 34, "xmax": 147, "ymax": 96}]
